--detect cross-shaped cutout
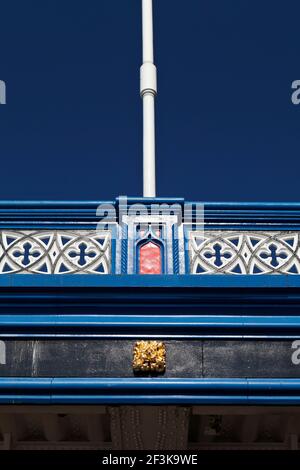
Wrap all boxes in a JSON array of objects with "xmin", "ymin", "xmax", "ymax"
[{"xmin": 68, "ymin": 242, "xmax": 97, "ymax": 266}]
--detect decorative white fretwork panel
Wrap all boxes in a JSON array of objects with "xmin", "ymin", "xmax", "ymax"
[
  {"xmin": 0, "ymin": 230, "xmax": 111, "ymax": 274},
  {"xmin": 189, "ymin": 231, "xmax": 300, "ymax": 274}
]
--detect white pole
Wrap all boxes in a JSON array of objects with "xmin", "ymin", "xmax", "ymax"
[{"xmin": 140, "ymin": 0, "xmax": 157, "ymax": 197}]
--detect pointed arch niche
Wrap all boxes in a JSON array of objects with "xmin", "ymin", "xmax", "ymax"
[{"xmin": 136, "ymin": 226, "xmax": 164, "ymax": 274}]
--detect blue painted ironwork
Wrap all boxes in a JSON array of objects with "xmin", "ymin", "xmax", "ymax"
[
  {"xmin": 1, "ymin": 200, "xmax": 300, "ymax": 230},
  {"xmin": 172, "ymin": 224, "xmax": 180, "ymax": 274},
  {"xmin": 0, "ymin": 201, "xmax": 300, "ymax": 404},
  {"xmin": 0, "ymin": 314, "xmax": 299, "ymax": 332},
  {"xmin": 0, "ymin": 273, "xmax": 298, "ymax": 287},
  {"xmin": 0, "ymin": 378, "xmax": 300, "ymax": 404}
]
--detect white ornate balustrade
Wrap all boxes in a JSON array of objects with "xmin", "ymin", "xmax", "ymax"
[
  {"xmin": 0, "ymin": 200, "xmax": 299, "ymax": 275},
  {"xmin": 0, "ymin": 231, "xmax": 111, "ymax": 274},
  {"xmin": 1, "ymin": 228, "xmax": 300, "ymax": 275},
  {"xmin": 189, "ymin": 231, "xmax": 300, "ymax": 275}
]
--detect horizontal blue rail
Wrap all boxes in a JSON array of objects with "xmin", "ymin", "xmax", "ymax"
[
  {"xmin": 1, "ymin": 378, "xmax": 300, "ymax": 404},
  {"xmin": 1, "ymin": 200, "xmax": 300, "ymax": 229},
  {"xmin": 0, "ymin": 274, "xmax": 299, "ymax": 288},
  {"xmin": 0, "ymin": 315, "xmax": 300, "ymax": 330}
]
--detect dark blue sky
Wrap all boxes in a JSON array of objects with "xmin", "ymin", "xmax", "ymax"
[{"xmin": 0, "ymin": 0, "xmax": 299, "ymax": 202}]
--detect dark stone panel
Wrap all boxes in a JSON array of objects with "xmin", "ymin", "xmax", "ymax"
[
  {"xmin": 1, "ymin": 339, "xmax": 300, "ymax": 378},
  {"xmin": 203, "ymin": 340, "xmax": 300, "ymax": 378},
  {"xmin": 0, "ymin": 339, "xmax": 202, "ymax": 378}
]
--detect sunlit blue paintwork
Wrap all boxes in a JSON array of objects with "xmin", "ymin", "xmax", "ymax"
[{"xmin": 0, "ymin": 201, "xmax": 299, "ymax": 403}]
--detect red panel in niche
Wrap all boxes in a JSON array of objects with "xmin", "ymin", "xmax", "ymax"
[{"xmin": 139, "ymin": 241, "xmax": 162, "ymax": 274}]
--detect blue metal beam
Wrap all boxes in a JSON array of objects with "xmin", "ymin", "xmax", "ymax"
[
  {"xmin": 1, "ymin": 200, "xmax": 300, "ymax": 228},
  {"xmin": 0, "ymin": 314, "xmax": 299, "ymax": 331},
  {"xmin": 0, "ymin": 274, "xmax": 299, "ymax": 288},
  {"xmin": 1, "ymin": 378, "xmax": 300, "ymax": 404}
]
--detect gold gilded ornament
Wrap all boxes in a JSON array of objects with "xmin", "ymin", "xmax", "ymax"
[{"xmin": 132, "ymin": 341, "xmax": 166, "ymax": 374}]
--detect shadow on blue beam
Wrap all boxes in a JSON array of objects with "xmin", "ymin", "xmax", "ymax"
[{"xmin": 1, "ymin": 378, "xmax": 300, "ymax": 405}]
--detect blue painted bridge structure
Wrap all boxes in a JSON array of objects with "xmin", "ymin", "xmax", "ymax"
[{"xmin": 0, "ymin": 199, "xmax": 299, "ymax": 407}]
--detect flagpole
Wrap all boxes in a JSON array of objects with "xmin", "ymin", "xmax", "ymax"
[{"xmin": 141, "ymin": 0, "xmax": 157, "ymax": 197}]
